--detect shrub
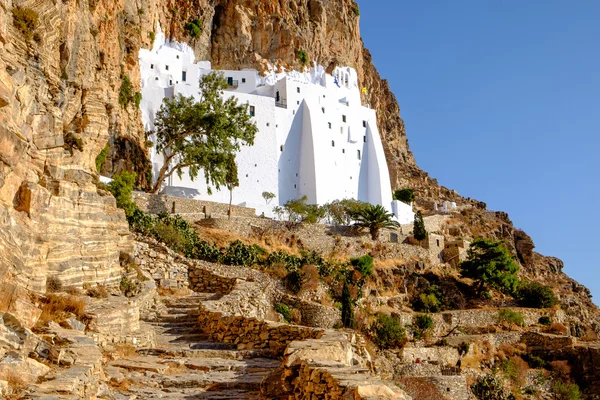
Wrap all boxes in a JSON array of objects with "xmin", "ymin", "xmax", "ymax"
[
  {"xmin": 370, "ymin": 314, "xmax": 406, "ymax": 349},
  {"xmin": 95, "ymin": 143, "xmax": 110, "ymax": 172},
  {"xmin": 120, "ymin": 276, "xmax": 139, "ymax": 297},
  {"xmin": 539, "ymin": 315, "xmax": 552, "ymax": 326},
  {"xmin": 284, "ymin": 270, "xmax": 303, "ymax": 294},
  {"xmin": 12, "ymin": 7, "xmax": 39, "ymax": 40},
  {"xmin": 470, "ymin": 374, "xmax": 513, "ymax": 400},
  {"xmin": 413, "ymin": 314, "xmax": 433, "ymax": 339},
  {"xmin": 153, "ymin": 222, "xmax": 189, "ymax": 252},
  {"xmin": 522, "ymin": 353, "xmax": 546, "ymax": 369},
  {"xmin": 518, "ymin": 282, "xmax": 557, "ymax": 308},
  {"xmin": 350, "ymin": 255, "xmax": 373, "ymax": 278},
  {"xmin": 393, "ymin": 188, "xmax": 414, "ymax": 205},
  {"xmin": 108, "ymin": 171, "xmax": 137, "ymax": 217},
  {"xmin": 63, "ymin": 132, "xmax": 84, "ymax": 155},
  {"xmin": 46, "ymin": 277, "xmax": 63, "ymax": 293},
  {"xmin": 298, "ymin": 49, "xmax": 308, "ymax": 66},
  {"xmin": 118, "ymin": 76, "xmax": 138, "ymax": 107},
  {"xmin": 456, "ymin": 342, "xmax": 470, "ymax": 356},
  {"xmin": 501, "ymin": 356, "xmax": 528, "ymax": 387},
  {"xmin": 148, "ymin": 31, "xmax": 155, "ymax": 41},
  {"xmin": 220, "ymin": 240, "xmax": 265, "ymax": 267},
  {"xmin": 352, "ymin": 6, "xmax": 360, "ymax": 16},
  {"xmin": 185, "ymin": 18, "xmax": 202, "ymax": 38},
  {"xmin": 85, "ymin": 284, "xmax": 109, "ymax": 299},
  {"xmin": 274, "ymin": 303, "xmax": 292, "ymax": 323},
  {"xmin": 37, "ymin": 294, "xmax": 87, "ymax": 328},
  {"xmin": 553, "ymin": 381, "xmax": 581, "ymax": 400},
  {"xmin": 412, "ymin": 290, "xmax": 442, "ymax": 313},
  {"xmin": 497, "ymin": 309, "xmax": 525, "ymax": 329}
]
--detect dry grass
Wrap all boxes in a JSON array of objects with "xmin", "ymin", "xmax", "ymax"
[
  {"xmin": 396, "ymin": 377, "xmax": 446, "ymax": 400},
  {"xmin": 157, "ymin": 287, "xmax": 192, "ymax": 297},
  {"xmin": 461, "ymin": 340, "xmax": 494, "ymax": 370},
  {"xmin": 36, "ymin": 293, "xmax": 87, "ymax": 328},
  {"xmin": 545, "ymin": 323, "xmax": 569, "ymax": 335},
  {"xmin": 549, "ymin": 360, "xmax": 571, "ymax": 380},
  {"xmin": 85, "ymin": 283, "xmax": 109, "ymax": 298},
  {"xmin": 0, "ymin": 370, "xmax": 26, "ymax": 389}
]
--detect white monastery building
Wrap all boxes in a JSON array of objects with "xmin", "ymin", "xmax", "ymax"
[{"xmin": 139, "ymin": 27, "xmax": 414, "ymax": 223}]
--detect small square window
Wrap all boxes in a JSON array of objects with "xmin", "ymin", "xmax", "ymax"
[
  {"xmin": 363, "ymin": 136, "xmax": 367, "ymax": 143},
  {"xmin": 328, "ymin": 122, "xmax": 332, "ymax": 129},
  {"xmin": 342, "ymin": 149, "xmax": 345, "ymax": 154},
  {"xmin": 176, "ymin": 55, "xmax": 179, "ymax": 59},
  {"xmin": 331, "ymin": 140, "xmax": 335, "ymax": 147},
  {"xmin": 342, "ymin": 115, "xmax": 347, "ymax": 123},
  {"xmin": 294, "ymin": 184, "xmax": 297, "ymax": 188},
  {"xmin": 266, "ymin": 122, "xmax": 270, "ymax": 127},
  {"xmin": 363, "ymin": 120, "xmax": 367, "ymax": 128},
  {"xmin": 169, "ymin": 80, "xmax": 173, "ymax": 85},
  {"xmin": 322, "ymin": 107, "xmax": 325, "ymax": 113},
  {"xmin": 297, "ymin": 100, "xmax": 300, "ymax": 105},
  {"xmin": 357, "ymin": 150, "xmax": 361, "ymax": 160},
  {"xmin": 150, "ymin": 64, "xmax": 154, "ymax": 69},
  {"xmin": 155, "ymin": 77, "xmax": 159, "ymax": 80},
  {"xmin": 280, "ymin": 145, "xmax": 284, "ymax": 152},
  {"xmin": 297, "ymin": 87, "xmax": 300, "ymax": 93},
  {"xmin": 165, "ymin": 65, "xmax": 169, "ymax": 70},
  {"xmin": 242, "ymin": 78, "xmax": 246, "ymax": 83}
]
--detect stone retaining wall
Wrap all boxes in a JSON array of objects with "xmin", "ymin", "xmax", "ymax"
[
  {"xmin": 132, "ymin": 192, "xmax": 256, "ymax": 218},
  {"xmin": 280, "ymin": 294, "xmax": 341, "ymax": 329},
  {"xmin": 398, "ymin": 376, "xmax": 468, "ymax": 400}
]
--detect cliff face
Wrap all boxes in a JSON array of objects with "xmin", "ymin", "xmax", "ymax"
[{"xmin": 0, "ymin": 0, "xmax": 597, "ymax": 333}]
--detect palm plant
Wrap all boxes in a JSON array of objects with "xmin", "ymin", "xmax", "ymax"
[{"xmin": 353, "ymin": 204, "xmax": 400, "ymax": 240}]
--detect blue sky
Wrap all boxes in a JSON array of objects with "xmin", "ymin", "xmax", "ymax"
[{"xmin": 357, "ymin": 1, "xmax": 600, "ymax": 304}]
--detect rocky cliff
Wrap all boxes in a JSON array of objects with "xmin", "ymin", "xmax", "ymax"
[{"xmin": 0, "ymin": 0, "xmax": 597, "ymax": 332}]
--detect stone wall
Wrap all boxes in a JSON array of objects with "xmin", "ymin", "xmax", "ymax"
[
  {"xmin": 398, "ymin": 376, "xmax": 468, "ymax": 400},
  {"xmin": 400, "ymin": 346, "xmax": 460, "ymax": 366},
  {"xmin": 132, "ymin": 192, "xmax": 256, "ymax": 218},
  {"xmin": 280, "ymin": 294, "xmax": 342, "ymax": 329}
]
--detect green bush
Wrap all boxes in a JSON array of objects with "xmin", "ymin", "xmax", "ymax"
[
  {"xmin": 148, "ymin": 31, "xmax": 155, "ymax": 41},
  {"xmin": 393, "ymin": 188, "xmax": 414, "ymax": 205},
  {"xmin": 274, "ymin": 303, "xmax": 292, "ymax": 323},
  {"xmin": 134, "ymin": 92, "xmax": 142, "ymax": 108},
  {"xmin": 539, "ymin": 315, "xmax": 552, "ymax": 326},
  {"xmin": 284, "ymin": 270, "xmax": 303, "ymax": 294},
  {"xmin": 413, "ymin": 211, "xmax": 427, "ymax": 241},
  {"xmin": 118, "ymin": 76, "xmax": 140, "ymax": 108},
  {"xmin": 152, "ymin": 222, "xmax": 189, "ymax": 253},
  {"xmin": 412, "ymin": 285, "xmax": 442, "ymax": 313},
  {"xmin": 108, "ymin": 171, "xmax": 137, "ymax": 217},
  {"xmin": 95, "ymin": 143, "xmax": 110, "ymax": 172},
  {"xmin": 341, "ymin": 282, "xmax": 354, "ymax": 328},
  {"xmin": 414, "ymin": 314, "xmax": 433, "ymax": 331},
  {"xmin": 470, "ymin": 374, "xmax": 514, "ymax": 400},
  {"xmin": 220, "ymin": 240, "xmax": 265, "ymax": 267},
  {"xmin": 371, "ymin": 314, "xmax": 406, "ymax": 349},
  {"xmin": 63, "ymin": 132, "xmax": 84, "ymax": 155},
  {"xmin": 353, "ymin": 6, "xmax": 360, "ymax": 16},
  {"xmin": 518, "ymin": 282, "xmax": 557, "ymax": 308},
  {"xmin": 350, "ymin": 255, "xmax": 373, "ymax": 278},
  {"xmin": 522, "ymin": 353, "xmax": 546, "ymax": 369},
  {"xmin": 298, "ymin": 49, "xmax": 308, "ymax": 66},
  {"xmin": 185, "ymin": 18, "xmax": 202, "ymax": 38},
  {"xmin": 497, "ymin": 309, "xmax": 525, "ymax": 329},
  {"xmin": 12, "ymin": 7, "xmax": 38, "ymax": 40},
  {"xmin": 553, "ymin": 381, "xmax": 582, "ymax": 400}
]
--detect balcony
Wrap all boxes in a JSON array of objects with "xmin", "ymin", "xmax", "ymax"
[
  {"xmin": 226, "ymin": 78, "xmax": 239, "ymax": 89},
  {"xmin": 275, "ymin": 99, "xmax": 287, "ymax": 109}
]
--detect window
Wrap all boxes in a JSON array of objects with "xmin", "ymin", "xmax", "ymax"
[
  {"xmin": 342, "ymin": 149, "xmax": 345, "ymax": 154},
  {"xmin": 169, "ymin": 79, "xmax": 172, "ymax": 86},
  {"xmin": 297, "ymin": 87, "xmax": 300, "ymax": 93},
  {"xmin": 294, "ymin": 184, "xmax": 297, "ymax": 188},
  {"xmin": 266, "ymin": 122, "xmax": 270, "ymax": 127},
  {"xmin": 246, "ymin": 174, "xmax": 249, "ymax": 177},
  {"xmin": 280, "ymin": 145, "xmax": 284, "ymax": 152},
  {"xmin": 182, "ymin": 71, "xmax": 187, "ymax": 82},
  {"xmin": 249, "ymin": 106, "xmax": 255, "ymax": 117},
  {"xmin": 331, "ymin": 140, "xmax": 335, "ymax": 147},
  {"xmin": 165, "ymin": 65, "xmax": 169, "ymax": 70},
  {"xmin": 297, "ymin": 100, "xmax": 300, "ymax": 105},
  {"xmin": 342, "ymin": 115, "xmax": 347, "ymax": 123},
  {"xmin": 357, "ymin": 150, "xmax": 361, "ymax": 160},
  {"xmin": 328, "ymin": 122, "xmax": 332, "ymax": 129},
  {"xmin": 363, "ymin": 120, "xmax": 367, "ymax": 128},
  {"xmin": 322, "ymin": 107, "xmax": 325, "ymax": 113},
  {"xmin": 340, "ymin": 127, "xmax": 343, "ymax": 134},
  {"xmin": 363, "ymin": 136, "xmax": 366, "ymax": 143},
  {"xmin": 242, "ymin": 78, "xmax": 246, "ymax": 83},
  {"xmin": 155, "ymin": 77, "xmax": 159, "ymax": 80},
  {"xmin": 436, "ymin": 239, "xmax": 440, "ymax": 247},
  {"xmin": 176, "ymin": 55, "xmax": 179, "ymax": 59},
  {"xmin": 150, "ymin": 64, "xmax": 154, "ymax": 69}
]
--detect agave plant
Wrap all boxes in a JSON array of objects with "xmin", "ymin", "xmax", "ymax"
[{"xmin": 353, "ymin": 204, "xmax": 400, "ymax": 240}]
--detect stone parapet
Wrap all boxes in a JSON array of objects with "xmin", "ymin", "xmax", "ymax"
[{"xmin": 132, "ymin": 192, "xmax": 256, "ymax": 218}]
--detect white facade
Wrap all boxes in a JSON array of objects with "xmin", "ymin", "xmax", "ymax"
[{"xmin": 138, "ymin": 27, "xmax": 413, "ymax": 223}]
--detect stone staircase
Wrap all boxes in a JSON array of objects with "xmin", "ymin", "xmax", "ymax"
[{"xmin": 106, "ymin": 294, "xmax": 280, "ymax": 399}]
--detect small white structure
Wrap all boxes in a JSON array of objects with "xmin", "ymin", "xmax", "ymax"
[{"xmin": 138, "ymin": 26, "xmax": 413, "ymax": 223}]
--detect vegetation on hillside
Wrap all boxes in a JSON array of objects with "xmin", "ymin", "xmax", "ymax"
[{"xmin": 353, "ymin": 204, "xmax": 400, "ymax": 240}]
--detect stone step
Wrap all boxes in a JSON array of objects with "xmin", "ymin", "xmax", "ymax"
[
  {"xmin": 157, "ymin": 370, "xmax": 267, "ymax": 390},
  {"xmin": 138, "ymin": 347, "xmax": 271, "ymax": 359},
  {"xmin": 119, "ymin": 387, "xmax": 264, "ymax": 399}
]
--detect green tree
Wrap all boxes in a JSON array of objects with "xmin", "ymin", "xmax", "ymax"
[
  {"xmin": 353, "ymin": 204, "xmax": 400, "ymax": 240},
  {"xmin": 350, "ymin": 255, "xmax": 374, "ymax": 278},
  {"xmin": 283, "ymin": 196, "xmax": 325, "ymax": 223},
  {"xmin": 323, "ymin": 199, "xmax": 368, "ymax": 225},
  {"xmin": 393, "ymin": 188, "xmax": 415, "ymax": 205},
  {"xmin": 517, "ymin": 282, "xmax": 557, "ymax": 308},
  {"xmin": 413, "ymin": 210, "xmax": 427, "ymax": 241},
  {"xmin": 150, "ymin": 71, "xmax": 257, "ymax": 193},
  {"xmin": 460, "ymin": 239, "xmax": 520, "ymax": 297},
  {"xmin": 413, "ymin": 314, "xmax": 434, "ymax": 339},
  {"xmin": 108, "ymin": 171, "xmax": 137, "ymax": 217},
  {"xmin": 341, "ymin": 282, "xmax": 354, "ymax": 328},
  {"xmin": 262, "ymin": 191, "xmax": 275, "ymax": 205},
  {"xmin": 371, "ymin": 314, "xmax": 406, "ymax": 349}
]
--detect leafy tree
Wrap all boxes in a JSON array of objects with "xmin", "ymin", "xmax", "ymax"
[
  {"xmin": 351, "ymin": 255, "xmax": 373, "ymax": 278},
  {"xmin": 371, "ymin": 314, "xmax": 406, "ymax": 349},
  {"xmin": 460, "ymin": 239, "xmax": 519, "ymax": 297},
  {"xmin": 283, "ymin": 196, "xmax": 325, "ymax": 223},
  {"xmin": 517, "ymin": 281, "xmax": 557, "ymax": 308},
  {"xmin": 413, "ymin": 210, "xmax": 427, "ymax": 241},
  {"xmin": 353, "ymin": 204, "xmax": 400, "ymax": 240},
  {"xmin": 323, "ymin": 199, "xmax": 368, "ymax": 225},
  {"xmin": 262, "ymin": 191, "xmax": 275, "ymax": 205},
  {"xmin": 150, "ymin": 72, "xmax": 257, "ymax": 193},
  {"xmin": 108, "ymin": 171, "xmax": 137, "ymax": 217},
  {"xmin": 393, "ymin": 188, "xmax": 415, "ymax": 205},
  {"xmin": 341, "ymin": 282, "xmax": 354, "ymax": 328}
]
